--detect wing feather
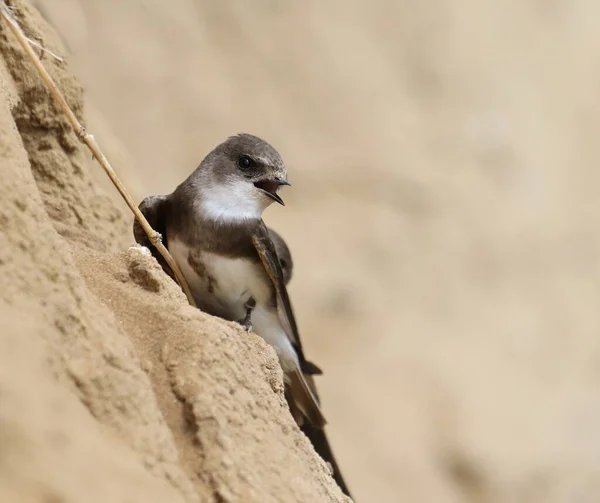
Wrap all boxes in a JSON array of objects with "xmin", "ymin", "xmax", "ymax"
[
  {"xmin": 251, "ymin": 223, "xmax": 326, "ymax": 426},
  {"xmin": 132, "ymin": 195, "xmax": 174, "ymax": 278}
]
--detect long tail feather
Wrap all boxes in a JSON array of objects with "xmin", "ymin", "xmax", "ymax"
[{"xmin": 288, "ymin": 368, "xmax": 326, "ymax": 428}]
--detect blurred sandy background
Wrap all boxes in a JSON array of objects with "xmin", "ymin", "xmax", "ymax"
[{"xmin": 34, "ymin": 1, "xmax": 600, "ymax": 501}]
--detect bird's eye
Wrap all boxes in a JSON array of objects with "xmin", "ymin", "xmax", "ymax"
[{"xmin": 237, "ymin": 155, "xmax": 254, "ymax": 170}]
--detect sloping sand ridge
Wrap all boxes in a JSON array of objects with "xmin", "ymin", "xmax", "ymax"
[{"xmin": 0, "ymin": 3, "xmax": 349, "ymax": 502}]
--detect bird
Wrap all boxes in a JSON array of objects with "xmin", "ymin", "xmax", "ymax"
[{"xmin": 133, "ymin": 133, "xmax": 351, "ymax": 497}]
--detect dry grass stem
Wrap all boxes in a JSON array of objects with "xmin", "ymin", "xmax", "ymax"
[{"xmin": 0, "ymin": 2, "xmax": 197, "ymax": 307}]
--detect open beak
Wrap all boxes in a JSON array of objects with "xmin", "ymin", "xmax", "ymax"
[{"xmin": 253, "ymin": 178, "xmax": 291, "ymax": 206}]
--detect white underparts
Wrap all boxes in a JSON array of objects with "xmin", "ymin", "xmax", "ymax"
[
  {"xmin": 169, "ymin": 238, "xmax": 268, "ymax": 316},
  {"xmin": 251, "ymin": 304, "xmax": 300, "ymax": 373},
  {"xmin": 168, "ymin": 236, "xmax": 299, "ymax": 374}
]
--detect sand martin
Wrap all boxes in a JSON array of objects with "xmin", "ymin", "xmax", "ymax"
[
  {"xmin": 133, "ymin": 134, "xmax": 351, "ymax": 497},
  {"xmin": 133, "ymin": 133, "xmax": 326, "ymax": 423}
]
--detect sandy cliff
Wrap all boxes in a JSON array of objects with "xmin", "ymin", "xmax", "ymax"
[
  {"xmin": 5, "ymin": 0, "xmax": 600, "ymax": 501},
  {"xmin": 0, "ymin": 3, "xmax": 348, "ymax": 502}
]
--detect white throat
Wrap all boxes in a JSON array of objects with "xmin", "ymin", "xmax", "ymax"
[{"xmin": 198, "ymin": 179, "xmax": 268, "ymax": 222}]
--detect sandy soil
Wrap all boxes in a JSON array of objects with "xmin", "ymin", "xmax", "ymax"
[{"xmin": 3, "ymin": 0, "xmax": 600, "ymax": 501}]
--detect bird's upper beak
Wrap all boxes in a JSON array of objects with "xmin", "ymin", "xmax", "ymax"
[{"xmin": 253, "ymin": 178, "xmax": 291, "ymax": 206}]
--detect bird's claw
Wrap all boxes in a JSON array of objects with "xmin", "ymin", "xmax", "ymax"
[
  {"xmin": 238, "ymin": 317, "xmax": 253, "ymax": 333},
  {"xmin": 238, "ymin": 297, "xmax": 255, "ymax": 333}
]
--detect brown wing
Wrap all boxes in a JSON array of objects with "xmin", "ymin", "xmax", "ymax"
[
  {"xmin": 267, "ymin": 227, "xmax": 322, "ymax": 375},
  {"xmin": 267, "ymin": 227, "xmax": 293, "ymax": 285},
  {"xmin": 132, "ymin": 195, "xmax": 174, "ymax": 279},
  {"xmin": 253, "ymin": 224, "xmax": 322, "ymax": 374},
  {"xmin": 251, "ymin": 222, "xmax": 325, "ymax": 426}
]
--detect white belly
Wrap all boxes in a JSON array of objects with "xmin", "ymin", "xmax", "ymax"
[
  {"xmin": 169, "ymin": 237, "xmax": 271, "ymax": 320},
  {"xmin": 251, "ymin": 305, "xmax": 299, "ymax": 372},
  {"xmin": 168, "ymin": 237, "xmax": 299, "ymax": 372}
]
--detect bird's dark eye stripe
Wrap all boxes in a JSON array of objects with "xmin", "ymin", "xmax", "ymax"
[{"xmin": 237, "ymin": 155, "xmax": 255, "ymax": 170}]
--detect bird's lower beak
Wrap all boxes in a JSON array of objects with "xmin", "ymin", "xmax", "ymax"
[{"xmin": 253, "ymin": 178, "xmax": 291, "ymax": 206}]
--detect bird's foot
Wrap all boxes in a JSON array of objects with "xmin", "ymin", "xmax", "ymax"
[
  {"xmin": 237, "ymin": 316, "xmax": 252, "ymax": 333},
  {"xmin": 237, "ymin": 298, "xmax": 256, "ymax": 333}
]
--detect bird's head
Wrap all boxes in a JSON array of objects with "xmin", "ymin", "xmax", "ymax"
[{"xmin": 192, "ymin": 134, "xmax": 290, "ymax": 221}]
